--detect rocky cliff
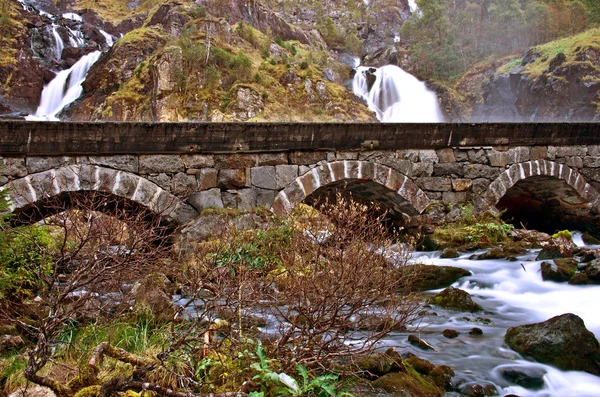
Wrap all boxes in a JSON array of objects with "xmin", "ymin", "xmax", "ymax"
[{"xmin": 473, "ymin": 29, "xmax": 600, "ymax": 122}]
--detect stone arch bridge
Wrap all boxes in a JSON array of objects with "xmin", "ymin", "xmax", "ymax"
[{"xmin": 1, "ymin": 121, "xmax": 599, "ymax": 231}]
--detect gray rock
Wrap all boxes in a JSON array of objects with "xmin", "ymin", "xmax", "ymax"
[
  {"xmin": 218, "ymin": 169, "xmax": 247, "ymax": 189},
  {"xmin": 505, "ymin": 313, "xmax": 600, "ymax": 375},
  {"xmin": 230, "ymin": 87, "xmax": 264, "ymax": 121},
  {"xmin": 251, "ymin": 166, "xmax": 277, "ymax": 190},
  {"xmin": 181, "ymin": 154, "xmax": 214, "ymax": 169},
  {"xmin": 188, "ymin": 188, "xmax": 223, "ymax": 211},
  {"xmin": 171, "ymin": 172, "xmax": 197, "ymax": 196},
  {"xmin": 26, "ymin": 156, "xmax": 75, "ymax": 174},
  {"xmin": 140, "ymin": 155, "xmax": 184, "ymax": 174}
]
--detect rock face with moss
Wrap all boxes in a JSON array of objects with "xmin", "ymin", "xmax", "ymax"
[
  {"xmin": 428, "ymin": 287, "xmax": 482, "ymax": 312},
  {"xmin": 474, "ymin": 29, "xmax": 600, "ymax": 122},
  {"xmin": 505, "ymin": 313, "xmax": 600, "ymax": 375}
]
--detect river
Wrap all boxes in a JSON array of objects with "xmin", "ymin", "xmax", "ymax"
[{"xmin": 382, "ymin": 232, "xmax": 600, "ymax": 396}]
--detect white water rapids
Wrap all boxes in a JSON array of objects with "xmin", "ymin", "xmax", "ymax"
[
  {"xmin": 353, "ymin": 65, "xmax": 443, "ymax": 122},
  {"xmin": 384, "ymin": 232, "xmax": 600, "ymax": 396}
]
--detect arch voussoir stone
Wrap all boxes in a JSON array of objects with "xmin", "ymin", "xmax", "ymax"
[
  {"xmin": 271, "ymin": 160, "xmax": 431, "ymax": 217},
  {"xmin": 2, "ymin": 165, "xmax": 198, "ymax": 225},
  {"xmin": 485, "ymin": 160, "xmax": 600, "ymax": 212}
]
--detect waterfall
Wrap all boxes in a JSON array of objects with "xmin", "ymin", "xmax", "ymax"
[
  {"xmin": 26, "ymin": 51, "xmax": 102, "ymax": 121},
  {"xmin": 63, "ymin": 12, "xmax": 82, "ymax": 22},
  {"xmin": 99, "ymin": 29, "xmax": 115, "ymax": 47},
  {"xmin": 67, "ymin": 27, "xmax": 85, "ymax": 47},
  {"xmin": 352, "ymin": 65, "xmax": 443, "ymax": 122},
  {"xmin": 51, "ymin": 24, "xmax": 64, "ymax": 59},
  {"xmin": 408, "ymin": 0, "xmax": 418, "ymax": 13}
]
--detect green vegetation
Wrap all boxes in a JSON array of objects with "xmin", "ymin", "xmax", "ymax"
[
  {"xmin": 431, "ymin": 205, "xmax": 515, "ymax": 248},
  {"xmin": 401, "ymin": 0, "xmax": 600, "ymax": 80}
]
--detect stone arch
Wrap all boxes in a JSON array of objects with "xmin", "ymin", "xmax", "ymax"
[
  {"xmin": 1, "ymin": 165, "xmax": 198, "ymax": 225},
  {"xmin": 485, "ymin": 160, "xmax": 600, "ymax": 230},
  {"xmin": 271, "ymin": 160, "xmax": 431, "ymax": 219}
]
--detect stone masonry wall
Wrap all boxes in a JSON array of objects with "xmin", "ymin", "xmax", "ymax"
[{"xmin": 2, "ymin": 143, "xmax": 600, "ymax": 227}]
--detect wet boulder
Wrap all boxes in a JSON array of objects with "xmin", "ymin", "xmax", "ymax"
[
  {"xmin": 496, "ymin": 365, "xmax": 546, "ymax": 390},
  {"xmin": 536, "ymin": 234, "xmax": 577, "ymax": 260},
  {"xmin": 428, "ymin": 287, "xmax": 482, "ymax": 312},
  {"xmin": 585, "ymin": 259, "xmax": 600, "ymax": 281},
  {"xmin": 540, "ymin": 258, "xmax": 577, "ymax": 282},
  {"xmin": 582, "ymin": 232, "xmax": 600, "ymax": 245},
  {"xmin": 354, "ymin": 348, "xmax": 407, "ymax": 378},
  {"xmin": 456, "ymin": 381, "xmax": 498, "ymax": 397},
  {"xmin": 440, "ymin": 248, "xmax": 459, "ymax": 258},
  {"xmin": 404, "ymin": 265, "xmax": 471, "ymax": 291},
  {"xmin": 504, "ymin": 313, "xmax": 600, "ymax": 375},
  {"xmin": 371, "ymin": 356, "xmax": 454, "ymax": 397}
]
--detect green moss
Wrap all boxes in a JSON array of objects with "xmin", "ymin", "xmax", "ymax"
[
  {"xmin": 372, "ymin": 365, "xmax": 444, "ymax": 397},
  {"xmin": 552, "ymin": 230, "xmax": 573, "ymax": 240},
  {"xmin": 73, "ymin": 385, "xmax": 101, "ymax": 397},
  {"xmin": 497, "ymin": 28, "xmax": 600, "ymax": 79}
]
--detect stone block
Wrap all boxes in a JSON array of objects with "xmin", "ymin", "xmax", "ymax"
[
  {"xmin": 113, "ymin": 172, "xmax": 140, "ymax": 199},
  {"xmin": 256, "ymin": 188, "xmax": 276, "ymax": 208},
  {"xmin": 214, "ymin": 154, "xmax": 257, "ymax": 169},
  {"xmin": 412, "ymin": 162, "xmax": 434, "ymax": 177},
  {"xmin": 547, "ymin": 146, "xmax": 558, "ymax": 160},
  {"xmin": 290, "ymin": 151, "xmax": 327, "ymax": 165},
  {"xmin": 487, "ymin": 150, "xmax": 508, "ymax": 167},
  {"xmin": 218, "ymin": 169, "xmax": 246, "ymax": 189},
  {"xmin": 88, "ymin": 155, "xmax": 139, "ymax": 173},
  {"xmin": 588, "ymin": 146, "xmax": 600, "ymax": 157},
  {"xmin": 26, "ymin": 156, "xmax": 75, "ymax": 174},
  {"xmin": 395, "ymin": 150, "xmax": 419, "ymax": 162},
  {"xmin": 188, "ymin": 188, "xmax": 223, "ymax": 211},
  {"xmin": 0, "ymin": 157, "xmax": 26, "ymax": 177},
  {"xmin": 566, "ymin": 156, "xmax": 583, "ymax": 169},
  {"xmin": 454, "ymin": 149, "xmax": 469, "ymax": 162},
  {"xmin": 416, "ymin": 177, "xmax": 452, "ymax": 192},
  {"xmin": 556, "ymin": 146, "xmax": 587, "ymax": 157},
  {"xmin": 378, "ymin": 157, "xmax": 412, "ymax": 176},
  {"xmin": 443, "ymin": 191, "xmax": 467, "ymax": 204},
  {"xmin": 584, "ymin": 157, "xmax": 600, "ymax": 168},
  {"xmin": 436, "ymin": 148, "xmax": 455, "ymax": 163},
  {"xmin": 197, "ymin": 168, "xmax": 218, "ymax": 190},
  {"xmin": 257, "ymin": 152, "xmax": 288, "ymax": 166},
  {"xmin": 238, "ymin": 189, "xmax": 257, "ymax": 210},
  {"xmin": 276, "ymin": 165, "xmax": 299, "ymax": 189},
  {"xmin": 468, "ymin": 149, "xmax": 488, "ymax": 164},
  {"xmin": 472, "ymin": 178, "xmax": 490, "ymax": 195},
  {"xmin": 140, "ymin": 155, "xmax": 184, "ymax": 174},
  {"xmin": 463, "ymin": 164, "xmax": 502, "ymax": 179},
  {"xmin": 418, "ymin": 150, "xmax": 439, "ymax": 164},
  {"xmin": 299, "ymin": 165, "xmax": 311, "ymax": 175},
  {"xmin": 182, "ymin": 154, "xmax": 214, "ymax": 169},
  {"xmin": 433, "ymin": 163, "xmax": 463, "ymax": 177},
  {"xmin": 222, "ymin": 191, "xmax": 238, "ymax": 208},
  {"xmin": 251, "ymin": 166, "xmax": 277, "ymax": 190},
  {"xmin": 530, "ymin": 146, "xmax": 548, "ymax": 161},
  {"xmin": 506, "ymin": 147, "xmax": 530, "ymax": 164},
  {"xmin": 452, "ymin": 179, "xmax": 473, "ymax": 192},
  {"xmin": 147, "ymin": 173, "xmax": 172, "ymax": 192},
  {"xmin": 171, "ymin": 172, "xmax": 198, "ymax": 196}
]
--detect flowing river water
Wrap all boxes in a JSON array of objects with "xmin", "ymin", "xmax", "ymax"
[{"xmin": 382, "ymin": 232, "xmax": 600, "ymax": 396}]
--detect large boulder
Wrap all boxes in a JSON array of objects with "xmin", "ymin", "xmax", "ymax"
[
  {"xmin": 540, "ymin": 259, "xmax": 577, "ymax": 282},
  {"xmin": 504, "ymin": 313, "xmax": 600, "ymax": 375},
  {"xmin": 404, "ymin": 265, "xmax": 471, "ymax": 291},
  {"xmin": 428, "ymin": 287, "xmax": 482, "ymax": 312}
]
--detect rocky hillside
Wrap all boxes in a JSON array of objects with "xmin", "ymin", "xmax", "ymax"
[
  {"xmin": 0, "ymin": 0, "xmax": 599, "ymax": 122},
  {"xmin": 473, "ymin": 28, "xmax": 600, "ymax": 122}
]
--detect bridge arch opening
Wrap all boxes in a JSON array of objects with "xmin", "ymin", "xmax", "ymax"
[
  {"xmin": 271, "ymin": 161, "xmax": 431, "ymax": 227},
  {"xmin": 2, "ymin": 165, "xmax": 198, "ymax": 227},
  {"xmin": 486, "ymin": 161, "xmax": 600, "ymax": 233}
]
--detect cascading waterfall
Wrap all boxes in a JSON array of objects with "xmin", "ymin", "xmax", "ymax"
[
  {"xmin": 26, "ymin": 51, "xmax": 101, "ymax": 121},
  {"xmin": 353, "ymin": 64, "xmax": 443, "ymax": 122},
  {"xmin": 20, "ymin": 2, "xmax": 117, "ymax": 121},
  {"xmin": 408, "ymin": 0, "xmax": 418, "ymax": 13},
  {"xmin": 51, "ymin": 24, "xmax": 64, "ymax": 59}
]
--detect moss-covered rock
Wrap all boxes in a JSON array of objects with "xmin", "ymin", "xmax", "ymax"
[
  {"xmin": 540, "ymin": 259, "xmax": 577, "ymax": 282},
  {"xmin": 505, "ymin": 313, "xmax": 600, "ymax": 375},
  {"xmin": 428, "ymin": 287, "xmax": 482, "ymax": 312},
  {"xmin": 582, "ymin": 232, "xmax": 600, "ymax": 245},
  {"xmin": 404, "ymin": 264, "xmax": 471, "ymax": 291}
]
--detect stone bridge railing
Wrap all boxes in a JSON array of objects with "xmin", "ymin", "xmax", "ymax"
[{"xmin": 1, "ymin": 121, "xmax": 599, "ymax": 228}]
